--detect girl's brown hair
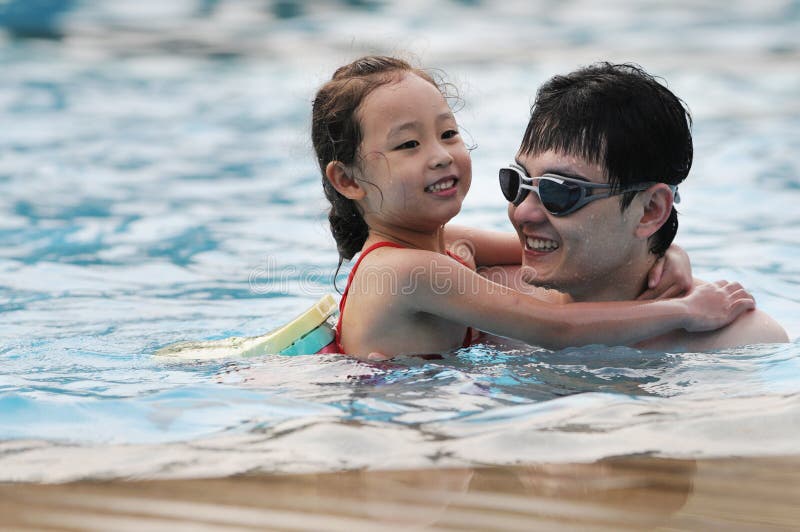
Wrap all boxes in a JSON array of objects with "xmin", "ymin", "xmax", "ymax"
[{"xmin": 311, "ymin": 55, "xmax": 439, "ymax": 275}]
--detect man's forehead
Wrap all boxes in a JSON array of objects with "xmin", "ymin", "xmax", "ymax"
[{"xmin": 516, "ymin": 150, "xmax": 608, "ymax": 183}]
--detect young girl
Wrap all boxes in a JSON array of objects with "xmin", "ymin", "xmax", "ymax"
[{"xmin": 313, "ymin": 56, "xmax": 754, "ymax": 359}]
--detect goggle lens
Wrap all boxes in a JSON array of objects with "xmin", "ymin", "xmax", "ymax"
[
  {"xmin": 498, "ymin": 167, "xmax": 517, "ymax": 203},
  {"xmin": 539, "ymin": 178, "xmax": 582, "ymax": 213}
]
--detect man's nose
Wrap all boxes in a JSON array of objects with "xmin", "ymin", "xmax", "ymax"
[{"xmin": 511, "ymin": 189, "xmax": 549, "ymax": 224}]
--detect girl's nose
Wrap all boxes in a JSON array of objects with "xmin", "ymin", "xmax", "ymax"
[{"xmin": 430, "ymin": 144, "xmax": 454, "ymax": 168}]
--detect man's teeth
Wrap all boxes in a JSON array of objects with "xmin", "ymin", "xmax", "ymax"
[
  {"xmin": 425, "ymin": 179, "xmax": 456, "ymax": 192},
  {"xmin": 526, "ymin": 237, "xmax": 559, "ymax": 251}
]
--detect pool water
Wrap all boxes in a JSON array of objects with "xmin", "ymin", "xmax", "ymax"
[{"xmin": 1, "ymin": 0, "xmax": 799, "ymax": 482}]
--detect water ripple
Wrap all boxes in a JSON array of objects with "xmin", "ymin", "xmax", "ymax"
[{"xmin": 0, "ymin": 0, "xmax": 798, "ymax": 481}]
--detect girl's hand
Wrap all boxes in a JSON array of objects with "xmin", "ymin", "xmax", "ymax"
[
  {"xmin": 681, "ymin": 281, "xmax": 755, "ymax": 332},
  {"xmin": 638, "ymin": 244, "xmax": 692, "ymax": 300}
]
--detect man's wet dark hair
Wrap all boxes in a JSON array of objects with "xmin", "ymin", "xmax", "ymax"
[{"xmin": 519, "ymin": 62, "xmax": 692, "ymax": 256}]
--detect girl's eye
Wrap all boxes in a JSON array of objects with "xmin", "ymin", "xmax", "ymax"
[
  {"xmin": 395, "ymin": 140, "xmax": 419, "ymax": 150},
  {"xmin": 442, "ymin": 129, "xmax": 460, "ymax": 139}
]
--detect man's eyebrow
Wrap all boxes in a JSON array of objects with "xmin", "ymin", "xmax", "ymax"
[
  {"xmin": 512, "ymin": 158, "xmax": 590, "ymax": 182},
  {"xmin": 543, "ymin": 168, "xmax": 590, "ymax": 182}
]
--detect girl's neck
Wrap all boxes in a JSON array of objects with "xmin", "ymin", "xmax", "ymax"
[{"xmin": 365, "ymin": 223, "xmax": 446, "ymax": 253}]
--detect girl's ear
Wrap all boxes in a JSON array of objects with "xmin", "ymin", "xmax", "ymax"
[
  {"xmin": 325, "ymin": 161, "xmax": 366, "ymax": 200},
  {"xmin": 634, "ymin": 184, "xmax": 674, "ymax": 239}
]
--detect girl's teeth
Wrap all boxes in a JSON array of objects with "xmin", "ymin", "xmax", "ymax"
[
  {"xmin": 526, "ymin": 237, "xmax": 559, "ymax": 251},
  {"xmin": 426, "ymin": 179, "xmax": 455, "ymax": 192}
]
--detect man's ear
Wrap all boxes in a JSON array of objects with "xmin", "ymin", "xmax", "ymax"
[
  {"xmin": 325, "ymin": 161, "xmax": 365, "ymax": 200},
  {"xmin": 634, "ymin": 184, "xmax": 674, "ymax": 239}
]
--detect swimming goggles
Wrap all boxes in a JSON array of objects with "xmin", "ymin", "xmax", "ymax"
[{"xmin": 499, "ymin": 162, "xmax": 679, "ymax": 216}]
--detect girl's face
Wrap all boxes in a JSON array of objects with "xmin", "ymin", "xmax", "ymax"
[{"xmin": 353, "ymin": 73, "xmax": 471, "ymax": 232}]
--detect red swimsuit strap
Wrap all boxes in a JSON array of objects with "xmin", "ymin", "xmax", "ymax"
[
  {"xmin": 334, "ymin": 241, "xmax": 406, "ymax": 351},
  {"xmin": 333, "ymin": 242, "xmax": 476, "ymax": 353},
  {"xmin": 445, "ymin": 249, "xmax": 468, "ymax": 267}
]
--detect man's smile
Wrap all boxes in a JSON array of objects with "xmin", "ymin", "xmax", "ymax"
[{"xmin": 525, "ymin": 236, "xmax": 560, "ymax": 252}]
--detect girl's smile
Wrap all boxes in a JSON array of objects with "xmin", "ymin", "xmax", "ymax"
[{"xmin": 424, "ymin": 176, "xmax": 459, "ymax": 196}]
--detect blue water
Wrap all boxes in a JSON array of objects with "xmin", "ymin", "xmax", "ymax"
[{"xmin": 1, "ymin": 1, "xmax": 799, "ymax": 481}]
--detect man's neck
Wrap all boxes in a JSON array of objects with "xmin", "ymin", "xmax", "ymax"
[{"xmin": 568, "ymin": 255, "xmax": 658, "ymax": 303}]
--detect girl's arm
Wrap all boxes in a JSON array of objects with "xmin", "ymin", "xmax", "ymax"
[
  {"xmin": 399, "ymin": 251, "xmax": 754, "ymax": 350},
  {"xmin": 444, "ymin": 225, "xmax": 520, "ymax": 267},
  {"xmin": 639, "ymin": 244, "xmax": 693, "ymax": 300},
  {"xmin": 477, "ymin": 264, "xmax": 570, "ymax": 304}
]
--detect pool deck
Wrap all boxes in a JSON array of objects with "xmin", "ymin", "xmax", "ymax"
[{"xmin": 1, "ymin": 455, "xmax": 798, "ymax": 530}]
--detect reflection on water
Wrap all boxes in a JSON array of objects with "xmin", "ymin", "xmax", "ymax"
[
  {"xmin": 1, "ymin": 0, "xmax": 799, "ymax": 484},
  {"xmin": 2, "ymin": 456, "xmax": 799, "ymax": 530}
]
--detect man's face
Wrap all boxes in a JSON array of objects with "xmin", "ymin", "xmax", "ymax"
[{"xmin": 507, "ymin": 150, "xmax": 642, "ymax": 300}]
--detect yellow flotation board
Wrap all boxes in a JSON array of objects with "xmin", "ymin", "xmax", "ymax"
[{"xmin": 154, "ymin": 294, "xmax": 338, "ymax": 359}]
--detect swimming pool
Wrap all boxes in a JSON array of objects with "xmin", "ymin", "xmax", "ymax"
[{"xmin": 1, "ymin": 0, "xmax": 799, "ymax": 482}]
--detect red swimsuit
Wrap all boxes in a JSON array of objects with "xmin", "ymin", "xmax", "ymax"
[{"xmin": 318, "ymin": 241, "xmax": 476, "ymax": 354}]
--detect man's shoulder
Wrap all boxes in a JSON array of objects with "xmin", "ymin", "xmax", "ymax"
[
  {"xmin": 640, "ymin": 308, "xmax": 788, "ymax": 351},
  {"xmin": 709, "ymin": 308, "xmax": 789, "ymax": 346}
]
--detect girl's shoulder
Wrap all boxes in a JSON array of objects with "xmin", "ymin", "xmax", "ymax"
[
  {"xmin": 354, "ymin": 245, "xmax": 470, "ymax": 286},
  {"xmin": 360, "ymin": 244, "xmax": 457, "ymax": 269}
]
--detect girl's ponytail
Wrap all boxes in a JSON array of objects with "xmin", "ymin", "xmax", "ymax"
[{"xmin": 322, "ymin": 177, "xmax": 369, "ymax": 263}]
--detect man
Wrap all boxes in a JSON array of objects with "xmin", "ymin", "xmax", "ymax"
[{"xmin": 502, "ymin": 62, "xmax": 787, "ymax": 350}]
